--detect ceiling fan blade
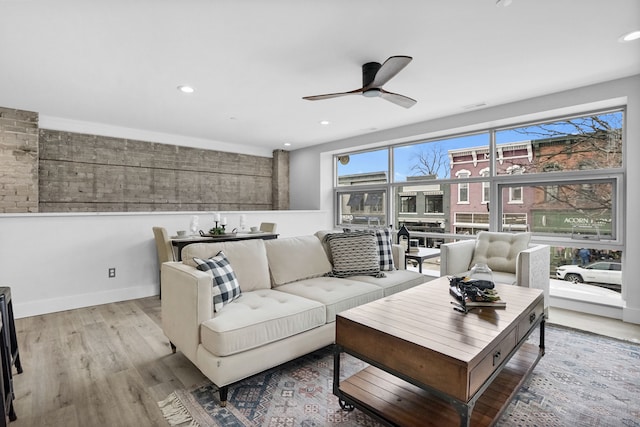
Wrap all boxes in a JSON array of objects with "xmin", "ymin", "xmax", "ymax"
[
  {"xmin": 379, "ymin": 88, "xmax": 417, "ymax": 108},
  {"xmin": 303, "ymin": 88, "xmax": 363, "ymax": 101},
  {"xmin": 369, "ymin": 56, "xmax": 412, "ymax": 88}
]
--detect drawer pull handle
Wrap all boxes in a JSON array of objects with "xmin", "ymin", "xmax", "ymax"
[
  {"xmin": 529, "ymin": 312, "xmax": 537, "ymax": 324},
  {"xmin": 493, "ymin": 351, "xmax": 501, "ymax": 366}
]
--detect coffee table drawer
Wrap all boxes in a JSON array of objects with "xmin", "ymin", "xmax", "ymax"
[
  {"xmin": 517, "ymin": 299, "xmax": 545, "ymax": 343},
  {"xmin": 469, "ymin": 328, "xmax": 517, "ymax": 396}
]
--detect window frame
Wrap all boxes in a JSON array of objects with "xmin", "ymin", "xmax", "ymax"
[{"xmin": 332, "ymin": 107, "xmax": 625, "ymax": 252}]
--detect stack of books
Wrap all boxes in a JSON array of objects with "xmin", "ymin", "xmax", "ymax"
[{"xmin": 449, "ymin": 277, "xmax": 506, "ymax": 309}]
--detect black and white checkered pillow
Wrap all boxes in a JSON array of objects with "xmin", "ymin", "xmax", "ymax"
[
  {"xmin": 193, "ymin": 251, "xmax": 241, "ymax": 312},
  {"xmin": 371, "ymin": 228, "xmax": 395, "ymax": 271}
]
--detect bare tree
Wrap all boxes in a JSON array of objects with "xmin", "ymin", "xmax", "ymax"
[{"xmin": 409, "ymin": 144, "xmax": 449, "ymax": 178}]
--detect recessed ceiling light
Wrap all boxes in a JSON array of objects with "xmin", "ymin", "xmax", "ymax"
[
  {"xmin": 177, "ymin": 85, "xmax": 195, "ymax": 93},
  {"xmin": 283, "ymin": 143, "xmax": 291, "ymax": 147},
  {"xmin": 463, "ymin": 102, "xmax": 488, "ymax": 110},
  {"xmin": 619, "ymin": 30, "xmax": 640, "ymax": 42},
  {"xmin": 319, "ymin": 120, "xmax": 330, "ymax": 125}
]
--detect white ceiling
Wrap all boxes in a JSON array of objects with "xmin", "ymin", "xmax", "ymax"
[{"xmin": 1, "ymin": 0, "xmax": 639, "ymax": 153}]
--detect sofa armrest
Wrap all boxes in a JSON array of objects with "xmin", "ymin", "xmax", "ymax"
[
  {"xmin": 439, "ymin": 239, "xmax": 476, "ymax": 276},
  {"xmin": 161, "ymin": 261, "xmax": 213, "ymax": 362},
  {"xmin": 392, "ymin": 244, "xmax": 406, "ymax": 270},
  {"xmin": 516, "ymin": 244, "xmax": 550, "ymax": 311}
]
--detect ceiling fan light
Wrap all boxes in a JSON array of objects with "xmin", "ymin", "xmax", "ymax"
[{"xmin": 363, "ymin": 88, "xmax": 381, "ymax": 98}]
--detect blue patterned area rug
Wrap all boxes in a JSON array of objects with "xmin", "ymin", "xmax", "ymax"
[{"xmin": 159, "ymin": 324, "xmax": 640, "ymax": 426}]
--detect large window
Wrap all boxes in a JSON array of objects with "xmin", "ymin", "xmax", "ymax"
[{"xmin": 333, "ymin": 108, "xmax": 625, "ymax": 296}]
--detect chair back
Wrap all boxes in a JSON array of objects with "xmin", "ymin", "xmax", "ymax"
[
  {"xmin": 259, "ymin": 222, "xmax": 277, "ymax": 233},
  {"xmin": 152, "ymin": 227, "xmax": 176, "ymax": 266}
]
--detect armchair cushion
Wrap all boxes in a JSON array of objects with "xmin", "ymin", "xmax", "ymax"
[{"xmin": 470, "ymin": 231, "xmax": 531, "ymax": 274}]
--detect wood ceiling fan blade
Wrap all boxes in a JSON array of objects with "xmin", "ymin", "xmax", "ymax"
[
  {"xmin": 303, "ymin": 88, "xmax": 363, "ymax": 101},
  {"xmin": 369, "ymin": 56, "xmax": 412, "ymax": 88},
  {"xmin": 379, "ymin": 89, "xmax": 417, "ymax": 108}
]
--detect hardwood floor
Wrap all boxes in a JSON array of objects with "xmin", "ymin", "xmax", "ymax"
[
  {"xmin": 11, "ymin": 297, "xmax": 207, "ymax": 427},
  {"xmin": 9, "ymin": 297, "xmax": 640, "ymax": 426}
]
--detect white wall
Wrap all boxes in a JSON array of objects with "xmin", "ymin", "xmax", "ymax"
[
  {"xmin": 290, "ymin": 75, "xmax": 640, "ymax": 324},
  {"xmin": 1, "ymin": 210, "xmax": 330, "ymax": 319}
]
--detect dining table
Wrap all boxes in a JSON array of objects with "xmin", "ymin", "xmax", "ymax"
[{"xmin": 170, "ymin": 232, "xmax": 278, "ymax": 261}]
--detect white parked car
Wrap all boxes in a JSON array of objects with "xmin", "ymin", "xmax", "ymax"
[{"xmin": 555, "ymin": 261, "xmax": 622, "ymax": 285}]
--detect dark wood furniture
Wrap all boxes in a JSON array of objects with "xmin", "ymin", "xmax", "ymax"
[
  {"xmin": 404, "ymin": 247, "xmax": 440, "ymax": 273},
  {"xmin": 334, "ymin": 277, "xmax": 545, "ymax": 427},
  {"xmin": 171, "ymin": 232, "xmax": 278, "ymax": 261},
  {"xmin": 0, "ymin": 287, "xmax": 20, "ymax": 425}
]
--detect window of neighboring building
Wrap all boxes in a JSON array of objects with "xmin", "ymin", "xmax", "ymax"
[
  {"xmin": 425, "ymin": 194, "xmax": 443, "ymax": 213},
  {"xmin": 507, "ymin": 165, "xmax": 524, "ymax": 203},
  {"xmin": 480, "ymin": 168, "xmax": 490, "ymax": 204},
  {"xmin": 457, "ymin": 170, "xmax": 470, "ymax": 203},
  {"xmin": 400, "ymin": 196, "xmax": 417, "ymax": 213},
  {"xmin": 543, "ymin": 163, "xmax": 562, "ymax": 202}
]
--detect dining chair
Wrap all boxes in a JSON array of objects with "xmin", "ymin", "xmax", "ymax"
[
  {"xmin": 259, "ymin": 222, "xmax": 277, "ymax": 233},
  {"xmin": 152, "ymin": 227, "xmax": 176, "ymax": 298}
]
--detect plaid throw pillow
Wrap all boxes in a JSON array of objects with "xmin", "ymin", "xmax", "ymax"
[
  {"xmin": 193, "ymin": 251, "xmax": 242, "ymax": 312},
  {"xmin": 370, "ymin": 228, "xmax": 395, "ymax": 271}
]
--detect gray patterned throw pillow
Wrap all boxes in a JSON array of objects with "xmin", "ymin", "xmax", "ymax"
[{"xmin": 324, "ymin": 232, "xmax": 384, "ymax": 278}]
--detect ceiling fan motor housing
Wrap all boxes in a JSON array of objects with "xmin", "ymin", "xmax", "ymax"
[
  {"xmin": 362, "ymin": 62, "xmax": 382, "ymax": 87},
  {"xmin": 362, "ymin": 62, "xmax": 383, "ymax": 97}
]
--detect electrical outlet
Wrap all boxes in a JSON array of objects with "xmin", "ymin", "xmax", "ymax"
[{"xmin": 108, "ymin": 268, "xmax": 116, "ymax": 278}]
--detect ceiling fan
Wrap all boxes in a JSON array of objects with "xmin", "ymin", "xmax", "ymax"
[{"xmin": 303, "ymin": 55, "xmax": 417, "ymax": 108}]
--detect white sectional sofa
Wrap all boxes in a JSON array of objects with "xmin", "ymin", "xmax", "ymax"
[{"xmin": 161, "ymin": 232, "xmax": 430, "ymax": 405}]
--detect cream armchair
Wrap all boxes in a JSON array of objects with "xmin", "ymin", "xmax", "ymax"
[{"xmin": 440, "ymin": 231, "xmax": 550, "ymax": 311}]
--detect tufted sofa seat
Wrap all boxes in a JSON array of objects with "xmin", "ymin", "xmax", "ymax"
[{"xmin": 161, "ymin": 231, "xmax": 431, "ymax": 405}]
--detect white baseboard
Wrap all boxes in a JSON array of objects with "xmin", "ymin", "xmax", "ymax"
[
  {"xmin": 623, "ymin": 306, "xmax": 640, "ymax": 324},
  {"xmin": 13, "ymin": 284, "xmax": 159, "ymax": 319}
]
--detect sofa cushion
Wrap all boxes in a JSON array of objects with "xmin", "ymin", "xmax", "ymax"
[
  {"xmin": 265, "ymin": 236, "xmax": 332, "ymax": 287},
  {"xmin": 470, "ymin": 231, "xmax": 531, "ymax": 274},
  {"xmin": 276, "ymin": 276, "xmax": 384, "ymax": 322},
  {"xmin": 194, "ymin": 252, "xmax": 242, "ymax": 312},
  {"xmin": 350, "ymin": 269, "xmax": 429, "ymax": 296},
  {"xmin": 370, "ymin": 228, "xmax": 395, "ymax": 271},
  {"xmin": 182, "ymin": 239, "xmax": 271, "ymax": 291},
  {"xmin": 324, "ymin": 232, "xmax": 382, "ymax": 278},
  {"xmin": 200, "ymin": 289, "xmax": 326, "ymax": 357}
]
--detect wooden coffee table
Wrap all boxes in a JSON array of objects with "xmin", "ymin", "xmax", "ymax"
[{"xmin": 333, "ymin": 276, "xmax": 545, "ymax": 427}]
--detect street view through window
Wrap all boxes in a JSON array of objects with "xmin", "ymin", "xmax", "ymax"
[{"xmin": 335, "ymin": 110, "xmax": 624, "ymax": 292}]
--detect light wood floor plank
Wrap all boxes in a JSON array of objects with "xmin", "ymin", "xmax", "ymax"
[{"xmin": 11, "ymin": 296, "xmax": 206, "ymax": 427}]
